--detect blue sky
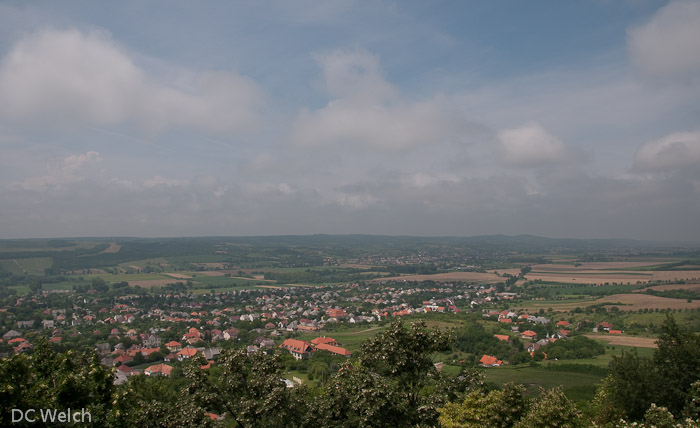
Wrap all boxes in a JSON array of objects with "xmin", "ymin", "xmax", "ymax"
[{"xmin": 0, "ymin": 0, "xmax": 699, "ymax": 240}]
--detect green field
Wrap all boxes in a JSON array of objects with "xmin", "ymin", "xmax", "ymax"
[
  {"xmin": 186, "ymin": 274, "xmax": 263, "ymax": 286},
  {"xmin": 294, "ymin": 325, "xmax": 388, "ymax": 352},
  {"xmin": 82, "ymin": 273, "xmax": 172, "ymax": 282},
  {"xmin": 0, "ymin": 257, "xmax": 52, "ymax": 275},
  {"xmin": 483, "ymin": 365, "xmax": 604, "ymax": 405}
]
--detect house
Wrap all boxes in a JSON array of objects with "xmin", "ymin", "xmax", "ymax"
[
  {"xmin": 556, "ymin": 320, "xmax": 571, "ymax": 327},
  {"xmin": 494, "ymin": 334, "xmax": 510, "ymax": 342},
  {"xmin": 609, "ymin": 329, "xmax": 622, "ymax": 335},
  {"xmin": 521, "ymin": 330, "xmax": 537, "ymax": 340},
  {"xmin": 113, "ymin": 354, "xmax": 133, "ymax": 365},
  {"xmin": 183, "ymin": 327, "xmax": 202, "ymax": 344},
  {"xmin": 480, "ymin": 354, "xmax": 503, "ymax": 367},
  {"xmin": 141, "ymin": 334, "xmax": 161, "ymax": 348},
  {"xmin": 144, "ymin": 364, "xmax": 173, "ymax": 377},
  {"xmin": 326, "ymin": 308, "xmax": 348, "ymax": 319},
  {"xmin": 198, "ymin": 347, "xmax": 221, "ymax": 360},
  {"xmin": 258, "ymin": 339, "xmax": 276, "ymax": 349},
  {"xmin": 311, "ymin": 337, "xmax": 338, "ymax": 347},
  {"xmin": 223, "ymin": 328, "xmax": 239, "ymax": 340},
  {"xmin": 14, "ymin": 342, "xmax": 33, "ymax": 354},
  {"xmin": 140, "ymin": 347, "xmax": 161, "ymax": 357},
  {"xmin": 165, "ymin": 341, "xmax": 183, "ymax": 352},
  {"xmin": 95, "ymin": 342, "xmax": 111, "ymax": 355},
  {"xmin": 41, "ymin": 320, "xmax": 55, "ymax": 329},
  {"xmin": 598, "ymin": 322, "xmax": 613, "ymax": 332},
  {"xmin": 2, "ymin": 330, "xmax": 22, "ymax": 340},
  {"xmin": 17, "ymin": 320, "xmax": 34, "ymax": 329},
  {"xmin": 116, "ymin": 364, "xmax": 133, "ymax": 375},
  {"xmin": 177, "ymin": 346, "xmax": 199, "ymax": 361},
  {"xmin": 314, "ymin": 343, "xmax": 352, "ymax": 357},
  {"xmin": 279, "ymin": 338, "xmax": 313, "ymax": 360}
]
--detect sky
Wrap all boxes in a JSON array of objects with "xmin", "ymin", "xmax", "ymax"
[{"xmin": 0, "ymin": 0, "xmax": 699, "ymax": 241}]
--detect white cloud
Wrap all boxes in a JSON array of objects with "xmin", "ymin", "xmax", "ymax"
[
  {"xmin": 497, "ymin": 122, "xmax": 585, "ymax": 168},
  {"xmin": 634, "ymin": 130, "xmax": 700, "ymax": 171},
  {"xmin": 0, "ymin": 28, "xmax": 263, "ymax": 132},
  {"xmin": 290, "ymin": 49, "xmax": 471, "ymax": 151},
  {"xmin": 8, "ymin": 150, "xmax": 102, "ymax": 191},
  {"xmin": 627, "ymin": 0, "xmax": 700, "ymax": 78}
]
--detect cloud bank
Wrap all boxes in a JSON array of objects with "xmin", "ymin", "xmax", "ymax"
[
  {"xmin": 290, "ymin": 49, "xmax": 472, "ymax": 151},
  {"xmin": 0, "ymin": 28, "xmax": 263, "ymax": 132},
  {"xmin": 627, "ymin": 0, "xmax": 700, "ymax": 78}
]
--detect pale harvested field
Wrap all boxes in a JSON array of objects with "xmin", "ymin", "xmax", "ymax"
[
  {"xmin": 636, "ymin": 282, "xmax": 700, "ymax": 292},
  {"xmin": 163, "ymin": 273, "xmax": 192, "ymax": 279},
  {"xmin": 376, "ymin": 271, "xmax": 501, "ymax": 283},
  {"xmin": 652, "ymin": 271, "xmax": 700, "ymax": 281},
  {"xmin": 99, "ymin": 242, "xmax": 121, "ymax": 254},
  {"xmin": 513, "ymin": 293, "xmax": 700, "ymax": 312},
  {"xmin": 585, "ymin": 334, "xmax": 658, "ymax": 348},
  {"xmin": 586, "ymin": 294, "xmax": 700, "ymax": 310},
  {"xmin": 127, "ymin": 279, "xmax": 182, "ymax": 287},
  {"xmin": 525, "ymin": 272, "xmax": 652, "ymax": 285},
  {"xmin": 532, "ymin": 262, "xmax": 667, "ymax": 271},
  {"xmin": 128, "ymin": 265, "xmax": 142, "ymax": 271}
]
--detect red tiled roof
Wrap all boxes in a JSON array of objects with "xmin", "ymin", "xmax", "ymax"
[
  {"xmin": 145, "ymin": 364, "xmax": 172, "ymax": 376},
  {"xmin": 480, "ymin": 354, "xmax": 502, "ymax": 366},
  {"xmin": 315, "ymin": 343, "xmax": 352, "ymax": 356},
  {"xmin": 177, "ymin": 347, "xmax": 199, "ymax": 357},
  {"xmin": 494, "ymin": 334, "xmax": 510, "ymax": 341},
  {"xmin": 279, "ymin": 338, "xmax": 312, "ymax": 354},
  {"xmin": 311, "ymin": 337, "xmax": 337, "ymax": 346},
  {"xmin": 117, "ymin": 364, "xmax": 133, "ymax": 373}
]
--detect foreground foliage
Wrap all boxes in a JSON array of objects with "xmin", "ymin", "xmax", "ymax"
[{"xmin": 1, "ymin": 316, "xmax": 700, "ymax": 427}]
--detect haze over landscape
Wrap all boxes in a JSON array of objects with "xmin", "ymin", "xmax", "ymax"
[{"xmin": 1, "ymin": 0, "xmax": 699, "ymax": 240}]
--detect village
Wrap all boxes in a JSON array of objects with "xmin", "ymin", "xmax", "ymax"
[{"xmin": 0, "ymin": 277, "xmax": 628, "ymax": 388}]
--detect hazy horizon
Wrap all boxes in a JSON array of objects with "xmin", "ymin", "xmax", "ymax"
[{"xmin": 1, "ymin": 1, "xmax": 699, "ymax": 241}]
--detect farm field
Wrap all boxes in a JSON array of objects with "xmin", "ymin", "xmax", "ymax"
[
  {"xmin": 294, "ymin": 325, "xmax": 387, "ymax": 352},
  {"xmin": 376, "ymin": 271, "xmax": 502, "ymax": 283},
  {"xmin": 522, "ymin": 259, "xmax": 700, "ymax": 285},
  {"xmin": 584, "ymin": 334, "xmax": 657, "ymax": 348},
  {"xmin": 483, "ymin": 365, "xmax": 604, "ymax": 404},
  {"xmin": 513, "ymin": 293, "xmax": 700, "ymax": 312},
  {"xmin": 0, "ymin": 257, "xmax": 52, "ymax": 275},
  {"xmin": 636, "ymin": 282, "xmax": 700, "ymax": 292},
  {"xmin": 99, "ymin": 242, "xmax": 121, "ymax": 253}
]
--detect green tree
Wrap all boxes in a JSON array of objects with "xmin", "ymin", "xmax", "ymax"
[
  {"xmin": 439, "ymin": 383, "xmax": 527, "ymax": 428},
  {"xmin": 183, "ymin": 350, "xmax": 309, "ymax": 428},
  {"xmin": 652, "ymin": 314, "xmax": 700, "ymax": 416},
  {"xmin": 0, "ymin": 339, "xmax": 113, "ymax": 427},
  {"xmin": 513, "ymin": 387, "xmax": 583, "ymax": 428},
  {"xmin": 357, "ymin": 319, "xmax": 453, "ymax": 426}
]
